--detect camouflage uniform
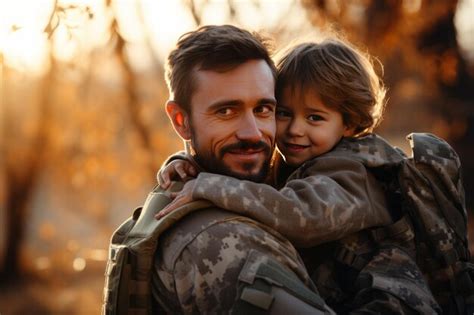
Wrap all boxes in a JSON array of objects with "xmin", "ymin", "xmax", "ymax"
[
  {"xmin": 189, "ymin": 134, "xmax": 441, "ymax": 313},
  {"xmin": 151, "ymin": 183, "xmax": 334, "ymax": 314}
]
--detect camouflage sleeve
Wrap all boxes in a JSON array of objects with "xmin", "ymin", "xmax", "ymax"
[
  {"xmin": 153, "ymin": 210, "xmax": 322, "ymax": 313},
  {"xmin": 153, "ymin": 245, "xmax": 220, "ymax": 314},
  {"xmin": 192, "ymin": 157, "xmax": 392, "ymax": 247}
]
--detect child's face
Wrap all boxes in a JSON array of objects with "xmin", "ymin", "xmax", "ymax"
[{"xmin": 276, "ymin": 87, "xmax": 353, "ymax": 167}]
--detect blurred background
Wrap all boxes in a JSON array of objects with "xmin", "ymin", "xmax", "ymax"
[{"xmin": 0, "ymin": 0, "xmax": 473, "ymax": 313}]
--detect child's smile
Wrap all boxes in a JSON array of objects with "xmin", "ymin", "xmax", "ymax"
[{"xmin": 281, "ymin": 142, "xmax": 311, "ymax": 153}]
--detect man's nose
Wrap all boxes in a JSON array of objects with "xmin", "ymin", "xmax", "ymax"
[{"xmin": 236, "ymin": 113, "xmax": 262, "ymax": 141}]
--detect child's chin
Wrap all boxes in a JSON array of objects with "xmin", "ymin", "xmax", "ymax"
[{"xmin": 284, "ymin": 158, "xmax": 303, "ymax": 168}]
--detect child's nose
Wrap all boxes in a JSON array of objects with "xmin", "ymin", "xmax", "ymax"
[{"xmin": 287, "ymin": 119, "xmax": 305, "ymax": 137}]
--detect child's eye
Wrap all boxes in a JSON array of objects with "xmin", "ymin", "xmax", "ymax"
[
  {"xmin": 308, "ymin": 114, "xmax": 324, "ymax": 121},
  {"xmin": 276, "ymin": 109, "xmax": 292, "ymax": 119}
]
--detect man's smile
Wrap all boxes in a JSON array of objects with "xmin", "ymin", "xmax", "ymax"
[
  {"xmin": 228, "ymin": 148, "xmax": 265, "ymax": 154},
  {"xmin": 220, "ymin": 140, "xmax": 271, "ymax": 162},
  {"xmin": 225, "ymin": 148, "xmax": 265, "ymax": 162}
]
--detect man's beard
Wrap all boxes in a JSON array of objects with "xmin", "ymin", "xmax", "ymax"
[{"xmin": 191, "ymin": 134, "xmax": 272, "ymax": 183}]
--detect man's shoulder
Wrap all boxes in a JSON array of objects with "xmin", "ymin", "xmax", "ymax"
[
  {"xmin": 159, "ymin": 208, "xmax": 238, "ymax": 246},
  {"xmin": 157, "ymin": 206, "xmax": 270, "ymax": 268}
]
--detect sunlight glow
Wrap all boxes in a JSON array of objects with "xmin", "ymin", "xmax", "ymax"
[
  {"xmin": 455, "ymin": 0, "xmax": 474, "ymax": 62},
  {"xmin": 0, "ymin": 0, "xmax": 472, "ymax": 74},
  {"xmin": 2, "ymin": 29, "xmax": 49, "ymax": 74},
  {"xmin": 139, "ymin": 0, "xmax": 195, "ymax": 60},
  {"xmin": 0, "ymin": 0, "xmax": 312, "ymax": 74},
  {"xmin": 35, "ymin": 256, "xmax": 52, "ymax": 270},
  {"xmin": 72, "ymin": 257, "xmax": 86, "ymax": 271},
  {"xmin": 0, "ymin": 0, "xmax": 54, "ymax": 74},
  {"xmin": 87, "ymin": 249, "xmax": 108, "ymax": 261}
]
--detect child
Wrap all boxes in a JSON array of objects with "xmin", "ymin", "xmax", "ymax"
[{"xmin": 157, "ymin": 38, "xmax": 440, "ymax": 313}]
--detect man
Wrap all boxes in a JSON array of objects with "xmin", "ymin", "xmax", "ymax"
[{"xmin": 150, "ymin": 25, "xmax": 332, "ymax": 313}]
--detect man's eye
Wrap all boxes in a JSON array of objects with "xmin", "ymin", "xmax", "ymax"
[
  {"xmin": 255, "ymin": 105, "xmax": 274, "ymax": 116},
  {"xmin": 216, "ymin": 108, "xmax": 235, "ymax": 116},
  {"xmin": 308, "ymin": 114, "xmax": 324, "ymax": 121}
]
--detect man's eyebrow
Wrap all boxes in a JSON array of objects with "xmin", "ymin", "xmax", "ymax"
[
  {"xmin": 208, "ymin": 98, "xmax": 277, "ymax": 111},
  {"xmin": 258, "ymin": 98, "xmax": 277, "ymax": 106},
  {"xmin": 208, "ymin": 100, "xmax": 243, "ymax": 111}
]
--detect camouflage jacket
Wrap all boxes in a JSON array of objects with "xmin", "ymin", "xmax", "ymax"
[
  {"xmin": 151, "ymin": 184, "xmax": 333, "ymax": 314},
  {"xmin": 190, "ymin": 133, "xmax": 441, "ymax": 313}
]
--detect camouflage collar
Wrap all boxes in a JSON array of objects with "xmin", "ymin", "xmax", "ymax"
[{"xmin": 322, "ymin": 133, "xmax": 406, "ymax": 168}]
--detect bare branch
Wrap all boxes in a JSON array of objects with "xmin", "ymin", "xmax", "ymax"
[
  {"xmin": 43, "ymin": 0, "xmax": 59, "ymax": 38},
  {"xmin": 186, "ymin": 0, "xmax": 201, "ymax": 26},
  {"xmin": 106, "ymin": 0, "xmax": 156, "ymax": 178}
]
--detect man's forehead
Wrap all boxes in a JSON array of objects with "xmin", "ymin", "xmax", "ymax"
[
  {"xmin": 194, "ymin": 60, "xmax": 273, "ymax": 79},
  {"xmin": 189, "ymin": 60, "xmax": 275, "ymax": 110}
]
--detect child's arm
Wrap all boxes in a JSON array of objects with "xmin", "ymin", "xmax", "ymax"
[{"xmin": 162, "ymin": 157, "xmax": 392, "ymax": 247}]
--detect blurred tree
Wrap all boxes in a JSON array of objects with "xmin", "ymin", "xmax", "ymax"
[
  {"xmin": 0, "ymin": 1, "xmax": 58, "ymax": 283},
  {"xmin": 0, "ymin": 0, "xmax": 168, "ymax": 282},
  {"xmin": 0, "ymin": 1, "xmax": 242, "ymax": 311},
  {"xmin": 106, "ymin": 0, "xmax": 155, "ymax": 178}
]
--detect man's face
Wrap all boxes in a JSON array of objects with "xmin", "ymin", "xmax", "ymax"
[{"xmin": 189, "ymin": 59, "xmax": 276, "ymax": 182}]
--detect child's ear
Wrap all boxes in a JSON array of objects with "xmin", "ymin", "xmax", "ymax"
[
  {"xmin": 343, "ymin": 125, "xmax": 356, "ymax": 137},
  {"xmin": 166, "ymin": 101, "xmax": 191, "ymax": 140}
]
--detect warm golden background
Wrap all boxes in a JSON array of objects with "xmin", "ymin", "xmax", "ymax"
[{"xmin": 1, "ymin": 0, "xmax": 473, "ymax": 313}]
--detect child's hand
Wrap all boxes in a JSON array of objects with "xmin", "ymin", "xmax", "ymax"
[
  {"xmin": 157, "ymin": 160, "xmax": 197, "ymax": 189},
  {"xmin": 155, "ymin": 179, "xmax": 197, "ymax": 219}
]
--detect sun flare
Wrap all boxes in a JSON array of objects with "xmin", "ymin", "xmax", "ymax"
[
  {"xmin": 0, "ymin": 0, "xmax": 473, "ymax": 75},
  {"xmin": 0, "ymin": 0, "xmax": 55, "ymax": 74}
]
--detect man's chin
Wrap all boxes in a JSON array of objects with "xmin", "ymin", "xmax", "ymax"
[
  {"xmin": 193, "ymin": 153, "xmax": 270, "ymax": 183},
  {"xmin": 223, "ymin": 168, "xmax": 267, "ymax": 183},
  {"xmin": 222, "ymin": 159, "xmax": 271, "ymax": 182}
]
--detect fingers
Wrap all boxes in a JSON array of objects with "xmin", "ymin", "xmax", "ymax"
[
  {"xmin": 158, "ymin": 160, "xmax": 197, "ymax": 189},
  {"xmin": 158, "ymin": 171, "xmax": 171, "ymax": 189},
  {"xmin": 155, "ymin": 182, "xmax": 195, "ymax": 220},
  {"xmin": 169, "ymin": 192, "xmax": 179, "ymax": 199},
  {"xmin": 155, "ymin": 197, "xmax": 180, "ymax": 219},
  {"xmin": 186, "ymin": 164, "xmax": 197, "ymax": 177},
  {"xmin": 175, "ymin": 163, "xmax": 187, "ymax": 180},
  {"xmin": 155, "ymin": 207, "xmax": 171, "ymax": 219}
]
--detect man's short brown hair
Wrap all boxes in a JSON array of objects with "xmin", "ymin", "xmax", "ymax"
[
  {"xmin": 277, "ymin": 38, "xmax": 386, "ymax": 136},
  {"xmin": 165, "ymin": 25, "xmax": 277, "ymax": 112}
]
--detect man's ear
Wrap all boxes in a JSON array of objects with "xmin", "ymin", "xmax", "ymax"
[{"xmin": 166, "ymin": 101, "xmax": 191, "ymax": 140}]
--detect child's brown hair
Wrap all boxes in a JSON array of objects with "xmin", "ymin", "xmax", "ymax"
[{"xmin": 276, "ymin": 38, "xmax": 386, "ymax": 136}]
